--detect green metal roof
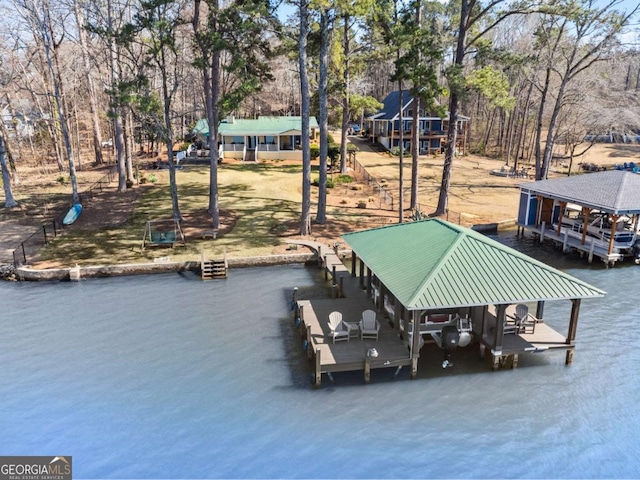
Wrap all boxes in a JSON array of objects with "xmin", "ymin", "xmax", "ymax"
[
  {"xmin": 192, "ymin": 116, "xmax": 319, "ymax": 137},
  {"xmin": 342, "ymin": 219, "xmax": 605, "ymax": 310}
]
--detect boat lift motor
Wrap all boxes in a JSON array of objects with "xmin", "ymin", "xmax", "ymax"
[{"xmin": 441, "ymin": 325, "xmax": 460, "ymax": 368}]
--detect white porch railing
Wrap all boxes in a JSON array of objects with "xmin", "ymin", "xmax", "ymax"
[
  {"xmin": 223, "ymin": 143, "xmax": 244, "ymax": 152},
  {"xmin": 257, "ymin": 144, "xmax": 278, "ymax": 152}
]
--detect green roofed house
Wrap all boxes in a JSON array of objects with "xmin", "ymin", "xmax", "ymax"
[
  {"xmin": 340, "ymin": 219, "xmax": 604, "ymax": 376},
  {"xmin": 192, "ymin": 116, "xmax": 319, "ymax": 162}
]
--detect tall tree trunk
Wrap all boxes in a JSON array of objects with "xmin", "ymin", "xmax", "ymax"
[
  {"xmin": 299, "ymin": 0, "xmax": 311, "ymax": 235},
  {"xmin": 534, "ymin": 65, "xmax": 552, "ymax": 180},
  {"xmin": 435, "ymin": 0, "xmax": 468, "ymax": 215},
  {"xmin": 339, "ymin": 13, "xmax": 350, "ymax": 174},
  {"xmin": 74, "ymin": 0, "xmax": 104, "ymax": 165},
  {"xmin": 398, "ymin": 84, "xmax": 404, "ymax": 223},
  {"xmin": 410, "ymin": 0, "xmax": 422, "ymax": 211},
  {"xmin": 410, "ymin": 95, "xmax": 419, "ymax": 210},
  {"xmin": 0, "ymin": 133, "xmax": 18, "ymax": 208},
  {"xmin": 106, "ymin": 0, "xmax": 127, "ymax": 192},
  {"xmin": 208, "ymin": 48, "xmax": 220, "ymax": 229},
  {"xmin": 42, "ymin": 3, "xmax": 79, "ymax": 203},
  {"xmin": 315, "ymin": 9, "xmax": 330, "ymax": 225}
]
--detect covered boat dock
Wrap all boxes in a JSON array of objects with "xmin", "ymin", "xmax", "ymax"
[
  {"xmin": 295, "ymin": 219, "xmax": 605, "ymax": 386},
  {"xmin": 517, "ymin": 170, "xmax": 640, "ymax": 265}
]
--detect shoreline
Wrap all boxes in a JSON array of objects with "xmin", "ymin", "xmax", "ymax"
[
  {"xmin": 7, "ymin": 252, "xmax": 317, "ymax": 282},
  {"xmin": 2, "ymin": 220, "xmax": 518, "ymax": 282}
]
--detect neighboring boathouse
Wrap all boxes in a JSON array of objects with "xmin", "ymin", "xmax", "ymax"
[
  {"xmin": 517, "ymin": 170, "xmax": 640, "ymax": 265},
  {"xmin": 295, "ymin": 219, "xmax": 604, "ymax": 386}
]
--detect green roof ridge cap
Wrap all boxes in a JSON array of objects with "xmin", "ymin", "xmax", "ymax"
[{"xmin": 406, "ymin": 220, "xmax": 466, "ymax": 306}]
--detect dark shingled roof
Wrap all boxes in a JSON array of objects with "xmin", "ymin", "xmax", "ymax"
[
  {"xmin": 374, "ymin": 90, "xmax": 412, "ymax": 120},
  {"xmin": 519, "ymin": 170, "xmax": 640, "ymax": 214},
  {"xmin": 369, "ymin": 90, "xmax": 460, "ymax": 121}
]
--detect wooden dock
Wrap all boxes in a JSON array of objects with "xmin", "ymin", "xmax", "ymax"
[
  {"xmin": 520, "ymin": 222, "xmax": 626, "ymax": 265},
  {"xmin": 290, "ymin": 240, "xmax": 412, "ymax": 386},
  {"xmin": 481, "ymin": 304, "xmax": 572, "ymax": 369},
  {"xmin": 290, "ymin": 239, "xmax": 580, "ymax": 386}
]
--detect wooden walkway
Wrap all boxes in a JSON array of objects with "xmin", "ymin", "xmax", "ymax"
[
  {"xmin": 520, "ymin": 222, "xmax": 627, "ymax": 265},
  {"xmin": 289, "ymin": 240, "xmax": 412, "ymax": 386}
]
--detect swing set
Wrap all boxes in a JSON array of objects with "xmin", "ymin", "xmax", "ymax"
[{"xmin": 141, "ymin": 218, "xmax": 186, "ymax": 251}]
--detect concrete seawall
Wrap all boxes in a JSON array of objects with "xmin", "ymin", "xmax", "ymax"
[{"xmin": 15, "ymin": 252, "xmax": 317, "ymax": 282}]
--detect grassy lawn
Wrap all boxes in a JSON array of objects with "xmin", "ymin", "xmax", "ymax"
[{"xmin": 32, "ymin": 161, "xmax": 382, "ymax": 267}]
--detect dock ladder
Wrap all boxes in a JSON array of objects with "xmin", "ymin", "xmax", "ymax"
[{"xmin": 201, "ymin": 247, "xmax": 228, "ymax": 279}]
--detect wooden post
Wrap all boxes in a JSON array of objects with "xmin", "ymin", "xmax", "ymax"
[
  {"xmin": 535, "ymin": 301, "xmax": 545, "ymax": 320},
  {"xmin": 366, "ymin": 267, "xmax": 372, "ymax": 297},
  {"xmin": 565, "ymin": 298, "xmax": 581, "ymax": 365},
  {"xmin": 539, "ymin": 221, "xmax": 546, "ymax": 243},
  {"xmin": 493, "ymin": 304, "xmax": 506, "ymax": 355},
  {"xmin": 332, "ymin": 265, "xmax": 336, "ymax": 282},
  {"xmin": 608, "ymin": 214, "xmax": 619, "ymax": 256},
  {"xmin": 314, "ymin": 349, "xmax": 322, "ymax": 387},
  {"xmin": 324, "ymin": 255, "xmax": 328, "ymax": 280},
  {"xmin": 364, "ymin": 355, "xmax": 371, "ymax": 384},
  {"xmin": 581, "ymin": 207, "xmax": 591, "ymax": 245},
  {"xmin": 588, "ymin": 240, "xmax": 595, "ymax": 263},
  {"xmin": 410, "ymin": 311, "xmax": 420, "ymax": 379},
  {"xmin": 351, "ymin": 251, "xmax": 356, "ymax": 277},
  {"xmin": 306, "ymin": 324, "xmax": 313, "ymax": 359},
  {"xmin": 535, "ymin": 195, "xmax": 544, "ymax": 226},
  {"xmin": 556, "ymin": 201, "xmax": 566, "ymax": 235},
  {"xmin": 378, "ymin": 283, "xmax": 386, "ymax": 311},
  {"xmin": 491, "ymin": 354, "xmax": 500, "ymax": 371},
  {"xmin": 563, "ymin": 230, "xmax": 569, "ymax": 252},
  {"xmin": 359, "ymin": 260, "xmax": 365, "ymax": 288},
  {"xmin": 339, "ymin": 276, "xmax": 344, "ymax": 298}
]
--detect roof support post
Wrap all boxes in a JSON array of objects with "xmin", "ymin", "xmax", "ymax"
[
  {"xmin": 378, "ymin": 282, "xmax": 386, "ymax": 312},
  {"xmin": 557, "ymin": 202, "xmax": 566, "ymax": 235},
  {"xmin": 359, "ymin": 259, "xmax": 364, "ymax": 288},
  {"xmin": 410, "ymin": 310, "xmax": 420, "ymax": 379},
  {"xmin": 581, "ymin": 207, "xmax": 591, "ymax": 245},
  {"xmin": 351, "ymin": 251, "xmax": 356, "ymax": 277},
  {"xmin": 566, "ymin": 298, "xmax": 581, "ymax": 365},
  {"xmin": 608, "ymin": 214, "xmax": 619, "ymax": 255},
  {"xmin": 535, "ymin": 195, "xmax": 544, "ymax": 226},
  {"xmin": 535, "ymin": 300, "xmax": 545, "ymax": 320},
  {"xmin": 366, "ymin": 267, "xmax": 372, "ymax": 298},
  {"xmin": 493, "ymin": 304, "xmax": 507, "ymax": 355}
]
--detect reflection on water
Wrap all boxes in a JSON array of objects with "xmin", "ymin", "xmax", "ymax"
[{"xmin": 0, "ymin": 241, "xmax": 639, "ymax": 478}]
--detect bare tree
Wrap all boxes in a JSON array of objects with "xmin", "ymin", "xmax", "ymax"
[{"xmin": 0, "ymin": 131, "xmax": 18, "ymax": 208}]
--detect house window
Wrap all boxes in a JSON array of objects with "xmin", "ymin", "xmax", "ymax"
[{"xmin": 259, "ymin": 136, "xmax": 276, "ymax": 145}]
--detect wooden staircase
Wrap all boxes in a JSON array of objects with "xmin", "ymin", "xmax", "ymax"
[{"xmin": 201, "ymin": 247, "xmax": 228, "ymax": 279}]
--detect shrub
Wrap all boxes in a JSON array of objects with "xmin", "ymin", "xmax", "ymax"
[
  {"xmin": 357, "ymin": 200, "xmax": 367, "ymax": 209},
  {"xmin": 126, "ymin": 179, "xmax": 134, "ymax": 188},
  {"xmin": 310, "ymin": 145, "xmax": 320, "ymax": 160},
  {"xmin": 147, "ymin": 174, "xmax": 158, "ymax": 183},
  {"xmin": 335, "ymin": 174, "xmax": 352, "ymax": 184},
  {"xmin": 56, "ymin": 176, "xmax": 66, "ymax": 185},
  {"xmin": 312, "ymin": 178, "xmax": 335, "ymax": 188}
]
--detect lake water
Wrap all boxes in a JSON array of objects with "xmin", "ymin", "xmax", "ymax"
[{"xmin": 1, "ymin": 234, "xmax": 639, "ymax": 479}]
